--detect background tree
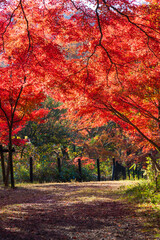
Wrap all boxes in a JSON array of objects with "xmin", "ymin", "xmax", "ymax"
[{"xmin": 19, "ymin": 98, "xmax": 72, "ymax": 160}]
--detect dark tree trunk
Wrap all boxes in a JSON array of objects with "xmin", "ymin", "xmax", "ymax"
[
  {"xmin": 9, "ymin": 127, "xmax": 14, "ymax": 188},
  {"xmin": 30, "ymin": 157, "xmax": 33, "ymax": 183},
  {"xmin": 112, "ymin": 157, "xmax": 115, "ymax": 180},
  {"xmin": 127, "ymin": 168, "xmax": 130, "ymax": 180},
  {"xmin": 57, "ymin": 157, "xmax": 61, "ymax": 173},
  {"xmin": 0, "ymin": 145, "xmax": 6, "ymax": 184},
  {"xmin": 133, "ymin": 169, "xmax": 135, "ymax": 180},
  {"xmin": 5, "ymin": 160, "xmax": 10, "ymax": 187},
  {"xmin": 97, "ymin": 158, "xmax": 101, "ymax": 181},
  {"xmin": 137, "ymin": 168, "xmax": 140, "ymax": 180},
  {"xmin": 78, "ymin": 158, "xmax": 82, "ymax": 182}
]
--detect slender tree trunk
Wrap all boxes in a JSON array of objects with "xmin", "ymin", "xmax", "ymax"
[
  {"xmin": 57, "ymin": 157, "xmax": 61, "ymax": 173},
  {"xmin": 133, "ymin": 169, "xmax": 135, "ymax": 180},
  {"xmin": 78, "ymin": 158, "xmax": 82, "ymax": 182},
  {"xmin": 0, "ymin": 145, "xmax": 6, "ymax": 184},
  {"xmin": 30, "ymin": 157, "xmax": 33, "ymax": 183},
  {"xmin": 127, "ymin": 168, "xmax": 130, "ymax": 180},
  {"xmin": 9, "ymin": 127, "xmax": 15, "ymax": 188},
  {"xmin": 97, "ymin": 158, "xmax": 101, "ymax": 181},
  {"xmin": 5, "ymin": 160, "xmax": 10, "ymax": 187},
  {"xmin": 112, "ymin": 157, "xmax": 115, "ymax": 180}
]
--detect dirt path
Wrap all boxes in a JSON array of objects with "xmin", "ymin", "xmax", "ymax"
[{"xmin": 0, "ymin": 181, "xmax": 158, "ymax": 240}]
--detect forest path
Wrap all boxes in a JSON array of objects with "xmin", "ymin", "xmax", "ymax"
[{"xmin": 0, "ymin": 181, "xmax": 158, "ymax": 240}]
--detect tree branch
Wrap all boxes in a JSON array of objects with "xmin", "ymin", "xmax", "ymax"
[
  {"xmin": 103, "ymin": 0, "xmax": 160, "ymax": 59},
  {"xmin": 19, "ymin": 0, "xmax": 32, "ymax": 52},
  {"xmin": 2, "ymin": 3, "xmax": 20, "ymax": 50}
]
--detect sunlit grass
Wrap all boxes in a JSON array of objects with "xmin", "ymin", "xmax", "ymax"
[
  {"xmin": 120, "ymin": 179, "xmax": 160, "ymax": 235},
  {"xmin": 123, "ymin": 180, "xmax": 160, "ymax": 205}
]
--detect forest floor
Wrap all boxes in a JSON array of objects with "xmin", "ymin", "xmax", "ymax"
[{"xmin": 0, "ymin": 181, "xmax": 159, "ymax": 240}]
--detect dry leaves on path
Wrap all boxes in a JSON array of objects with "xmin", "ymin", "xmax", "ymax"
[{"xmin": 0, "ymin": 181, "xmax": 159, "ymax": 240}]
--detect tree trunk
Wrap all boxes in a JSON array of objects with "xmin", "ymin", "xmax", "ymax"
[
  {"xmin": 0, "ymin": 145, "xmax": 6, "ymax": 184},
  {"xmin": 57, "ymin": 157, "xmax": 61, "ymax": 173},
  {"xmin": 9, "ymin": 127, "xmax": 15, "ymax": 188},
  {"xmin": 5, "ymin": 160, "xmax": 10, "ymax": 187},
  {"xmin": 112, "ymin": 157, "xmax": 116, "ymax": 180},
  {"xmin": 97, "ymin": 158, "xmax": 101, "ymax": 181},
  {"xmin": 30, "ymin": 157, "xmax": 33, "ymax": 183},
  {"xmin": 78, "ymin": 158, "xmax": 82, "ymax": 182}
]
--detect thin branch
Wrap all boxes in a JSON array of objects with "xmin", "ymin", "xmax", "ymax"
[
  {"xmin": 89, "ymin": 96, "xmax": 160, "ymax": 154},
  {"xmin": 11, "ymin": 76, "xmax": 26, "ymax": 126},
  {"xmin": 138, "ymin": 23, "xmax": 160, "ymax": 35},
  {"xmin": 2, "ymin": 3, "xmax": 20, "ymax": 50},
  {"xmin": 120, "ymin": 96, "xmax": 160, "ymax": 123},
  {"xmin": 103, "ymin": 0, "xmax": 160, "ymax": 59},
  {"xmin": 0, "ymin": 100, "xmax": 10, "ymax": 126},
  {"xmin": 95, "ymin": 0, "xmax": 103, "ymax": 45},
  {"xmin": 107, "ymin": 104, "xmax": 160, "ymax": 152},
  {"xmin": 146, "ymin": 37, "xmax": 159, "ymax": 59},
  {"xmin": 95, "ymin": 0, "xmax": 123, "ymax": 85},
  {"xmin": 2, "ymin": 0, "xmax": 32, "ymax": 53},
  {"xmin": 95, "ymin": 0, "xmax": 113, "ymax": 64},
  {"xmin": 19, "ymin": 0, "xmax": 32, "ymax": 52},
  {"xmin": 70, "ymin": 0, "xmax": 94, "ymax": 18}
]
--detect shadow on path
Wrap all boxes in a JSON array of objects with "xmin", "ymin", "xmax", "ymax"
[{"xmin": 0, "ymin": 182, "xmax": 157, "ymax": 240}]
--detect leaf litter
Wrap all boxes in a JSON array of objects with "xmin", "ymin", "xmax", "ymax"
[{"xmin": 0, "ymin": 181, "xmax": 159, "ymax": 240}]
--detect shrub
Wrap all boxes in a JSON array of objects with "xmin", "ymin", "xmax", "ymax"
[
  {"xmin": 125, "ymin": 180, "xmax": 160, "ymax": 204},
  {"xmin": 34, "ymin": 163, "xmax": 56, "ymax": 183},
  {"xmin": 15, "ymin": 165, "xmax": 30, "ymax": 183},
  {"xmin": 13, "ymin": 158, "xmax": 101, "ymax": 183}
]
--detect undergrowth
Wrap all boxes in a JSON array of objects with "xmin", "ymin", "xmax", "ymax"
[
  {"xmin": 122, "ymin": 180, "xmax": 160, "ymax": 238},
  {"xmin": 124, "ymin": 180, "xmax": 160, "ymax": 205}
]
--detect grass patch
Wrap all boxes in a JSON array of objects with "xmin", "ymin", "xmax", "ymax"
[
  {"xmin": 124, "ymin": 180, "xmax": 160, "ymax": 205},
  {"xmin": 121, "ymin": 180, "xmax": 160, "ymax": 236}
]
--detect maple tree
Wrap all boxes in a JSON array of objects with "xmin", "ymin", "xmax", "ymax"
[
  {"xmin": 0, "ymin": 0, "xmax": 51, "ymax": 187},
  {"xmin": 0, "ymin": 59, "xmax": 48, "ymax": 187},
  {"xmin": 54, "ymin": 0, "xmax": 160, "ymax": 171},
  {"xmin": 0, "ymin": 0, "xmax": 160, "ymax": 187}
]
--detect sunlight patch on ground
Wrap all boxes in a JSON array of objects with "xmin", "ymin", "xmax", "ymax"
[{"xmin": 5, "ymin": 227, "xmax": 21, "ymax": 232}]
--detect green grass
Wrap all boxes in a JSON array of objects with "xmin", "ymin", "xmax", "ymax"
[
  {"xmin": 119, "ymin": 180, "xmax": 160, "ymax": 237},
  {"xmin": 124, "ymin": 180, "xmax": 160, "ymax": 205}
]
